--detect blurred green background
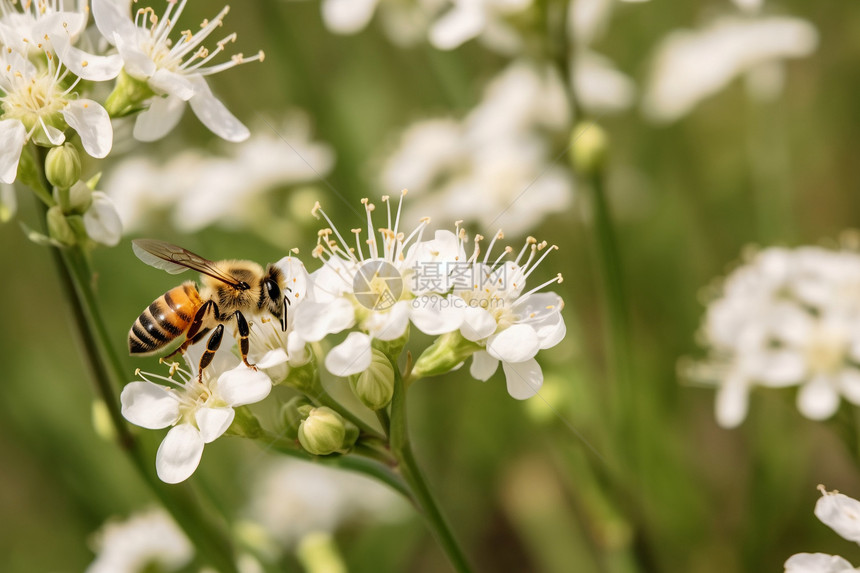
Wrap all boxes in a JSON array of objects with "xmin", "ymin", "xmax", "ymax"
[{"xmin": 3, "ymin": 0, "xmax": 860, "ymax": 571}]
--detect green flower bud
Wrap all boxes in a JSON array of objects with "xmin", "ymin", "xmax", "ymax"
[
  {"xmin": 281, "ymin": 396, "xmax": 315, "ymax": 439},
  {"xmin": 298, "ymin": 407, "xmax": 346, "ymax": 456},
  {"xmin": 45, "ymin": 143, "xmax": 81, "ymax": 191},
  {"xmin": 46, "ymin": 205, "xmax": 75, "ymax": 246},
  {"xmin": 411, "ymin": 331, "xmax": 482, "ymax": 379},
  {"xmin": 105, "ymin": 70, "xmax": 155, "ymax": 117},
  {"xmin": 296, "ymin": 532, "xmax": 347, "ymax": 573},
  {"xmin": 91, "ymin": 399, "xmax": 116, "ymax": 442},
  {"xmin": 569, "ymin": 122, "xmax": 609, "ymax": 176},
  {"xmin": 349, "ymin": 349, "xmax": 395, "ymax": 410}
]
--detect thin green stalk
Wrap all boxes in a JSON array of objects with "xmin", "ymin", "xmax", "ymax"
[
  {"xmin": 31, "ymin": 161, "xmax": 240, "ymax": 572},
  {"xmin": 389, "ymin": 366, "xmax": 474, "ymax": 573},
  {"xmin": 310, "ymin": 382, "xmax": 385, "ymax": 441},
  {"xmin": 587, "ymin": 171, "xmax": 634, "ymax": 428}
]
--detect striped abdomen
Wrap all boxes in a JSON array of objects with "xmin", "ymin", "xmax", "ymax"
[{"xmin": 129, "ymin": 282, "xmax": 203, "ymax": 355}]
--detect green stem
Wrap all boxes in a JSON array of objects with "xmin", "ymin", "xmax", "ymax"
[
  {"xmin": 310, "ymin": 382, "xmax": 385, "ymax": 441},
  {"xmin": 389, "ymin": 365, "xmax": 474, "ymax": 573},
  {"xmin": 587, "ymin": 171, "xmax": 633, "ymax": 430},
  {"xmin": 30, "ymin": 161, "xmax": 240, "ymax": 573}
]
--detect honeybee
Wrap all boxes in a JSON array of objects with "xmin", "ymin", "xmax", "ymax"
[{"xmin": 128, "ymin": 239, "xmax": 289, "ymax": 378}]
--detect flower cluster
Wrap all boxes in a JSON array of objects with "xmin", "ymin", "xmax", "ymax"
[
  {"xmin": 687, "ymin": 244, "xmax": 860, "ymax": 428},
  {"xmin": 0, "ymin": 0, "xmax": 264, "ymax": 246},
  {"xmin": 785, "ymin": 486, "xmax": 860, "ymax": 572},
  {"xmin": 383, "ymin": 61, "xmax": 573, "ymax": 235},
  {"xmin": 122, "ymin": 194, "xmax": 567, "ymax": 482}
]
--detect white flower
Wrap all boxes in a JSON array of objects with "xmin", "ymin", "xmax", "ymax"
[
  {"xmin": 0, "ymin": 49, "xmax": 112, "ymax": 184},
  {"xmin": 386, "ymin": 62, "xmax": 574, "ymax": 236},
  {"xmin": 294, "ymin": 193, "xmax": 463, "ymax": 376},
  {"xmin": 642, "ymin": 15, "xmax": 818, "ymax": 122},
  {"xmin": 688, "ymin": 245, "xmax": 860, "ymax": 428},
  {"xmin": 86, "ymin": 507, "xmax": 193, "ymax": 573},
  {"xmin": 784, "ymin": 487, "xmax": 860, "ymax": 573},
  {"xmin": 102, "ymin": 114, "xmax": 334, "ymax": 234},
  {"xmin": 429, "ymin": 0, "xmax": 532, "ymax": 54},
  {"xmin": 92, "ymin": 0, "xmax": 264, "ymax": 141},
  {"xmin": 0, "ymin": 0, "xmax": 123, "ymax": 80},
  {"xmin": 244, "ymin": 459, "xmax": 407, "ymax": 548},
  {"xmin": 121, "ymin": 342, "xmax": 272, "ymax": 483},
  {"xmin": 83, "ymin": 190, "xmax": 123, "ymax": 246},
  {"xmin": 455, "ymin": 233, "xmax": 565, "ymax": 399}
]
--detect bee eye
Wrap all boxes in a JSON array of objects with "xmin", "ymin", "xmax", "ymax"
[{"xmin": 265, "ymin": 279, "xmax": 280, "ymax": 301}]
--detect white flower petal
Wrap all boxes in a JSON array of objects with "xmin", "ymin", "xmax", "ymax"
[
  {"xmin": 41, "ymin": 121, "xmax": 65, "ymax": 146},
  {"xmin": 429, "ymin": 4, "xmax": 486, "ymax": 50},
  {"xmin": 815, "ymin": 491, "xmax": 860, "ymax": 544},
  {"xmin": 156, "ymin": 424, "xmax": 205, "ymax": 484},
  {"xmin": 149, "ymin": 68, "xmax": 196, "ymax": 100},
  {"xmin": 840, "ymin": 369, "xmax": 860, "ymax": 406},
  {"xmin": 368, "ymin": 300, "xmax": 411, "ymax": 341},
  {"xmin": 113, "ymin": 31, "xmax": 156, "ymax": 78},
  {"xmin": 784, "ymin": 553, "xmax": 856, "ymax": 573},
  {"xmin": 797, "ymin": 375, "xmax": 840, "ymax": 420},
  {"xmin": 134, "ymin": 95, "xmax": 186, "ymax": 142},
  {"xmin": 256, "ymin": 348, "xmax": 289, "ymax": 370},
  {"xmin": 502, "ymin": 358, "xmax": 543, "ymax": 400},
  {"xmin": 63, "ymin": 99, "xmax": 112, "ymax": 158},
  {"xmin": 715, "ymin": 373, "xmax": 748, "ymax": 429},
  {"xmin": 83, "ymin": 192, "xmax": 123, "ymax": 246},
  {"xmin": 120, "ymin": 381, "xmax": 180, "ymax": 429},
  {"xmin": 92, "ymin": 0, "xmax": 137, "ymax": 46},
  {"xmin": 293, "ymin": 298, "xmax": 355, "ymax": 342},
  {"xmin": 187, "ymin": 75, "xmax": 249, "ymax": 142},
  {"xmin": 0, "ymin": 119, "xmax": 26, "ymax": 184},
  {"xmin": 459, "ymin": 305, "xmax": 498, "ymax": 341},
  {"xmin": 321, "ymin": 0, "xmax": 379, "ymax": 34},
  {"xmin": 195, "ymin": 407, "xmax": 235, "ymax": 444},
  {"xmin": 470, "ymin": 350, "xmax": 499, "ymax": 381},
  {"xmin": 486, "ymin": 324, "xmax": 540, "ymax": 363},
  {"xmin": 215, "ymin": 366, "xmax": 272, "ymax": 407},
  {"xmin": 287, "ymin": 331, "xmax": 310, "ymax": 365},
  {"xmin": 410, "ymin": 295, "xmax": 464, "ymax": 335},
  {"xmin": 325, "ymin": 332, "xmax": 372, "ymax": 377},
  {"xmin": 49, "ymin": 30, "xmax": 122, "ymax": 81}
]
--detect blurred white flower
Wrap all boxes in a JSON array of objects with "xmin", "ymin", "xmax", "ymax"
[
  {"xmin": 86, "ymin": 507, "xmax": 193, "ymax": 573},
  {"xmin": 688, "ymin": 245, "xmax": 860, "ymax": 428},
  {"xmin": 429, "ymin": 0, "xmax": 531, "ymax": 54},
  {"xmin": 0, "ymin": 49, "xmax": 112, "ymax": 183},
  {"xmin": 103, "ymin": 114, "xmax": 334, "ymax": 233},
  {"xmin": 121, "ymin": 342, "xmax": 273, "ymax": 483},
  {"xmin": 784, "ymin": 487, "xmax": 860, "ymax": 573},
  {"xmin": 92, "ymin": 0, "xmax": 264, "ymax": 141},
  {"xmin": 572, "ymin": 50, "xmax": 636, "ymax": 114},
  {"xmin": 244, "ymin": 459, "xmax": 407, "ymax": 548},
  {"xmin": 321, "ymin": 0, "xmax": 443, "ymax": 45},
  {"xmin": 385, "ymin": 61, "xmax": 574, "ymax": 236},
  {"xmin": 643, "ymin": 15, "xmax": 818, "ymax": 122}
]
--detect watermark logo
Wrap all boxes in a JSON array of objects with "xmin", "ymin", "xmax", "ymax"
[{"xmin": 353, "ymin": 260, "xmax": 403, "ymax": 310}]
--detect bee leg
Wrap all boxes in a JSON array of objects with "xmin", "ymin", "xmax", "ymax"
[
  {"xmin": 166, "ymin": 300, "xmax": 218, "ymax": 360},
  {"xmin": 234, "ymin": 310, "xmax": 256, "ymax": 370},
  {"xmin": 197, "ymin": 324, "xmax": 224, "ymax": 382}
]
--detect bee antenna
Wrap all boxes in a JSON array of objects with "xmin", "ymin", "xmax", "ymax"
[{"xmin": 281, "ymin": 295, "xmax": 289, "ymax": 331}]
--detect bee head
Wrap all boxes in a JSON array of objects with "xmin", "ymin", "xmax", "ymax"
[{"xmin": 262, "ymin": 264, "xmax": 289, "ymax": 330}]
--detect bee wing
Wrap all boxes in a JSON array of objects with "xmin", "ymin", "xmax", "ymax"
[{"xmin": 132, "ymin": 239, "xmax": 249, "ymax": 289}]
